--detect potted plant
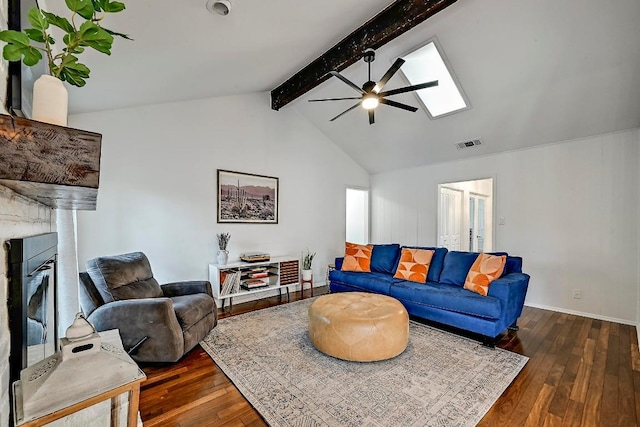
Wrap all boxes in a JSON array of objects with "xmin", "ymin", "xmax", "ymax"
[
  {"xmin": 301, "ymin": 249, "xmax": 315, "ymax": 281},
  {"xmin": 0, "ymin": 1, "xmax": 131, "ymax": 125},
  {"xmin": 217, "ymin": 233, "xmax": 230, "ymax": 265}
]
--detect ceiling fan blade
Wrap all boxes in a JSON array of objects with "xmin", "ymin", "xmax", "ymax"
[
  {"xmin": 368, "ymin": 109, "xmax": 375, "ymax": 125},
  {"xmin": 380, "ymin": 98, "xmax": 418, "ymax": 112},
  {"xmin": 379, "ymin": 80, "xmax": 439, "ymax": 97},
  {"xmin": 375, "ymin": 58, "xmax": 405, "ymax": 92},
  {"xmin": 330, "ymin": 102, "xmax": 361, "ymax": 121},
  {"xmin": 308, "ymin": 97, "xmax": 362, "ymax": 102},
  {"xmin": 329, "ymin": 71, "xmax": 366, "ymax": 94}
]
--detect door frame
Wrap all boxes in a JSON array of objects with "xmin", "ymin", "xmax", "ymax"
[
  {"xmin": 345, "ymin": 186, "xmax": 370, "ymax": 244},
  {"xmin": 436, "ymin": 176, "xmax": 496, "ymax": 252}
]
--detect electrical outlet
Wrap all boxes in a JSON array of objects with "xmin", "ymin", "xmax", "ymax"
[{"xmin": 572, "ymin": 289, "xmax": 582, "ymax": 299}]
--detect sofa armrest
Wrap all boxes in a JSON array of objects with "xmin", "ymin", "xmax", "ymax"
[
  {"xmin": 335, "ymin": 257, "xmax": 344, "ymax": 270},
  {"xmin": 162, "ymin": 280, "xmax": 213, "ymax": 297},
  {"xmin": 487, "ymin": 273, "xmax": 530, "ymax": 321},
  {"xmin": 87, "ymin": 298, "xmax": 184, "ymax": 362}
]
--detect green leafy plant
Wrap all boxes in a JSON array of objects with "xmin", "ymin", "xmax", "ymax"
[
  {"xmin": 301, "ymin": 249, "xmax": 316, "ymax": 270},
  {"xmin": 217, "ymin": 233, "xmax": 230, "ymax": 251},
  {"xmin": 0, "ymin": 0, "xmax": 131, "ymax": 87}
]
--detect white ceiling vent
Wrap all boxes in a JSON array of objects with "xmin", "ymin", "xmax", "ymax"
[{"xmin": 456, "ymin": 139, "xmax": 482, "ymax": 150}]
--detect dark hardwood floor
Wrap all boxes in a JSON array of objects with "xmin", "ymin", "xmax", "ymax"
[{"xmin": 139, "ymin": 288, "xmax": 640, "ymax": 426}]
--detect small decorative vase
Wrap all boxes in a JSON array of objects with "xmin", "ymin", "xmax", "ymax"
[
  {"xmin": 32, "ymin": 75, "xmax": 68, "ymax": 126},
  {"xmin": 217, "ymin": 250, "xmax": 229, "ymax": 265},
  {"xmin": 302, "ymin": 269, "xmax": 312, "ymax": 281}
]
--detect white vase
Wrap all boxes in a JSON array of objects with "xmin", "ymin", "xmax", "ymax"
[
  {"xmin": 217, "ymin": 250, "xmax": 229, "ymax": 265},
  {"xmin": 32, "ymin": 74, "xmax": 68, "ymax": 126},
  {"xmin": 302, "ymin": 269, "xmax": 312, "ymax": 281}
]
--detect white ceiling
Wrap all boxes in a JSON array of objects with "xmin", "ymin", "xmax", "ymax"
[{"xmin": 47, "ymin": 0, "xmax": 640, "ymax": 174}]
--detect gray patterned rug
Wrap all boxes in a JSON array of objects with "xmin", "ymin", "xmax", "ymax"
[{"xmin": 201, "ymin": 298, "xmax": 527, "ymax": 427}]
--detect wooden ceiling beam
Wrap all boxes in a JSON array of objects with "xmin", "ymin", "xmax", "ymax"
[{"xmin": 270, "ymin": 0, "xmax": 459, "ymax": 111}]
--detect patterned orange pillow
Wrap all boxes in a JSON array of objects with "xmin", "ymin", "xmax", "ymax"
[
  {"xmin": 341, "ymin": 242, "xmax": 373, "ymax": 272},
  {"xmin": 463, "ymin": 253, "xmax": 507, "ymax": 296},
  {"xmin": 393, "ymin": 248, "xmax": 435, "ymax": 283}
]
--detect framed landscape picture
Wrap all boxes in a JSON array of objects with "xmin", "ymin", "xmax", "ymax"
[{"xmin": 217, "ymin": 169, "xmax": 279, "ymax": 224}]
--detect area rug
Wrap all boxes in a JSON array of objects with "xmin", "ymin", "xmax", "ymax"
[{"xmin": 201, "ymin": 298, "xmax": 528, "ymax": 427}]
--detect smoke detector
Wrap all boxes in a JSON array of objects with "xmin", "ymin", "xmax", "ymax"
[
  {"xmin": 455, "ymin": 139, "xmax": 482, "ymax": 150},
  {"xmin": 206, "ymin": 0, "xmax": 231, "ymax": 15}
]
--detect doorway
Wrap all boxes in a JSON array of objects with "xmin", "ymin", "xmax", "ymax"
[
  {"xmin": 346, "ymin": 187, "xmax": 369, "ymax": 244},
  {"xmin": 437, "ymin": 178, "xmax": 493, "ymax": 252}
]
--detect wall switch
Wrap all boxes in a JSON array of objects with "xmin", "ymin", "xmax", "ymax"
[
  {"xmin": 498, "ymin": 217, "xmax": 506, "ymax": 225},
  {"xmin": 572, "ymin": 289, "xmax": 582, "ymax": 299}
]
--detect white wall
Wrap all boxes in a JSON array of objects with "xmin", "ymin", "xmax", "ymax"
[
  {"xmin": 371, "ymin": 129, "xmax": 640, "ymax": 324},
  {"xmin": 70, "ymin": 92, "xmax": 369, "ymax": 294},
  {"xmin": 637, "ymin": 130, "xmax": 640, "ymax": 344}
]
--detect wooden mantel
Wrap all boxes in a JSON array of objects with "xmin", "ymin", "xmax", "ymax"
[{"xmin": 0, "ymin": 114, "xmax": 102, "ymax": 210}]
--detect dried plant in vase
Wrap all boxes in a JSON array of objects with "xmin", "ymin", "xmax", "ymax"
[{"xmin": 216, "ymin": 233, "xmax": 230, "ymax": 265}]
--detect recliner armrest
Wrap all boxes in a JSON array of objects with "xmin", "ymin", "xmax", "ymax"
[
  {"xmin": 161, "ymin": 281, "xmax": 213, "ymax": 297},
  {"xmin": 87, "ymin": 298, "xmax": 184, "ymax": 362}
]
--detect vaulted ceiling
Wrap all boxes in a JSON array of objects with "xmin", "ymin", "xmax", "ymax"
[{"xmin": 44, "ymin": 0, "xmax": 640, "ymax": 174}]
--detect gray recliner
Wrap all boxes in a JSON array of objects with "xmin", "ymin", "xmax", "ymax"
[{"xmin": 79, "ymin": 252, "xmax": 217, "ymax": 363}]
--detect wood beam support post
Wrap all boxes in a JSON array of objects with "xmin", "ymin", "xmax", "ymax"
[{"xmin": 270, "ymin": 0, "xmax": 459, "ymax": 111}]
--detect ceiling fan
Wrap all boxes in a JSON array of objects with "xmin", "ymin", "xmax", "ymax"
[{"xmin": 309, "ymin": 49, "xmax": 438, "ymax": 125}]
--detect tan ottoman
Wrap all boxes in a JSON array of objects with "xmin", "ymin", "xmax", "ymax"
[{"xmin": 308, "ymin": 292, "xmax": 409, "ymax": 362}]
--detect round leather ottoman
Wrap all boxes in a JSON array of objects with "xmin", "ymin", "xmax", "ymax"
[{"xmin": 308, "ymin": 292, "xmax": 409, "ymax": 362}]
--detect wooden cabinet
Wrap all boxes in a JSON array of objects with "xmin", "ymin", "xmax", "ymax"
[{"xmin": 209, "ymin": 256, "xmax": 299, "ymax": 312}]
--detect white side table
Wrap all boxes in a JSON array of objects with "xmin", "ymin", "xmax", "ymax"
[{"xmin": 13, "ymin": 330, "xmax": 146, "ymax": 427}]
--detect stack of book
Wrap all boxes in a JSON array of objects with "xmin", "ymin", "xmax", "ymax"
[
  {"xmin": 241, "ymin": 279, "xmax": 269, "ymax": 290},
  {"xmin": 241, "ymin": 267, "xmax": 270, "ymax": 290}
]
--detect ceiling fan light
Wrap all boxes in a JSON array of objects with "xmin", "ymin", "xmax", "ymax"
[{"xmin": 362, "ymin": 96, "xmax": 379, "ymax": 110}]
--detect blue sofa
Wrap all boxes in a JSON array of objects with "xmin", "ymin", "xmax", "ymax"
[{"xmin": 329, "ymin": 244, "xmax": 530, "ymax": 344}]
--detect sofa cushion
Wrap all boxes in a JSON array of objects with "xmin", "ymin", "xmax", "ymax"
[
  {"xmin": 400, "ymin": 247, "xmax": 448, "ymax": 282},
  {"xmin": 464, "ymin": 254, "xmax": 507, "ymax": 296},
  {"xmin": 170, "ymin": 293, "xmax": 216, "ymax": 330},
  {"xmin": 342, "ymin": 242, "xmax": 373, "ymax": 272},
  {"xmin": 390, "ymin": 280, "xmax": 502, "ymax": 319},
  {"xmin": 393, "ymin": 248, "xmax": 434, "ymax": 283},
  {"xmin": 370, "ymin": 244, "xmax": 401, "ymax": 274},
  {"xmin": 87, "ymin": 252, "xmax": 163, "ymax": 302},
  {"xmin": 439, "ymin": 252, "xmax": 480, "ymax": 286},
  {"xmin": 505, "ymin": 256, "xmax": 522, "ymax": 274},
  {"xmin": 440, "ymin": 251, "xmax": 509, "ymax": 286},
  {"xmin": 329, "ymin": 270, "xmax": 394, "ymax": 295}
]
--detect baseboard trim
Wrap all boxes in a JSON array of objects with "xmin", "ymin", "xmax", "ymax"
[{"xmin": 524, "ymin": 302, "xmax": 636, "ymax": 326}]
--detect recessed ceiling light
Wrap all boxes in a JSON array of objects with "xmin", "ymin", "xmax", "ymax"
[{"xmin": 400, "ymin": 39, "xmax": 470, "ymax": 118}]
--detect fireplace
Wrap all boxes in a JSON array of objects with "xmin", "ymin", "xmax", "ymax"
[{"xmin": 7, "ymin": 232, "xmax": 58, "ymax": 387}]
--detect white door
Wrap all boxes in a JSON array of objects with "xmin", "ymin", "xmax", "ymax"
[
  {"xmin": 438, "ymin": 186, "xmax": 463, "ymax": 250},
  {"xmin": 346, "ymin": 188, "xmax": 369, "ymax": 244},
  {"xmin": 469, "ymin": 193, "xmax": 488, "ymax": 252}
]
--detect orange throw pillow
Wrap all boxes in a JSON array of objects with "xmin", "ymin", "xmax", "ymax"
[
  {"xmin": 341, "ymin": 242, "xmax": 373, "ymax": 272},
  {"xmin": 393, "ymin": 248, "xmax": 435, "ymax": 283},
  {"xmin": 463, "ymin": 253, "xmax": 507, "ymax": 296}
]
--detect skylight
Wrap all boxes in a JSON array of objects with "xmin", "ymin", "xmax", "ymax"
[{"xmin": 400, "ymin": 40, "xmax": 469, "ymax": 118}]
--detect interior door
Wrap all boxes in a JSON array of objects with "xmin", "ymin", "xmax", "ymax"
[
  {"xmin": 438, "ymin": 187, "xmax": 463, "ymax": 250},
  {"xmin": 469, "ymin": 193, "xmax": 487, "ymax": 252}
]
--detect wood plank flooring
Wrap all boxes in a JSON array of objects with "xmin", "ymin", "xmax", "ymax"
[{"xmin": 139, "ymin": 288, "xmax": 640, "ymax": 426}]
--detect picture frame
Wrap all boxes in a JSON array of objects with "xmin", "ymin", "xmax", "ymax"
[{"xmin": 217, "ymin": 169, "xmax": 279, "ymax": 224}]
